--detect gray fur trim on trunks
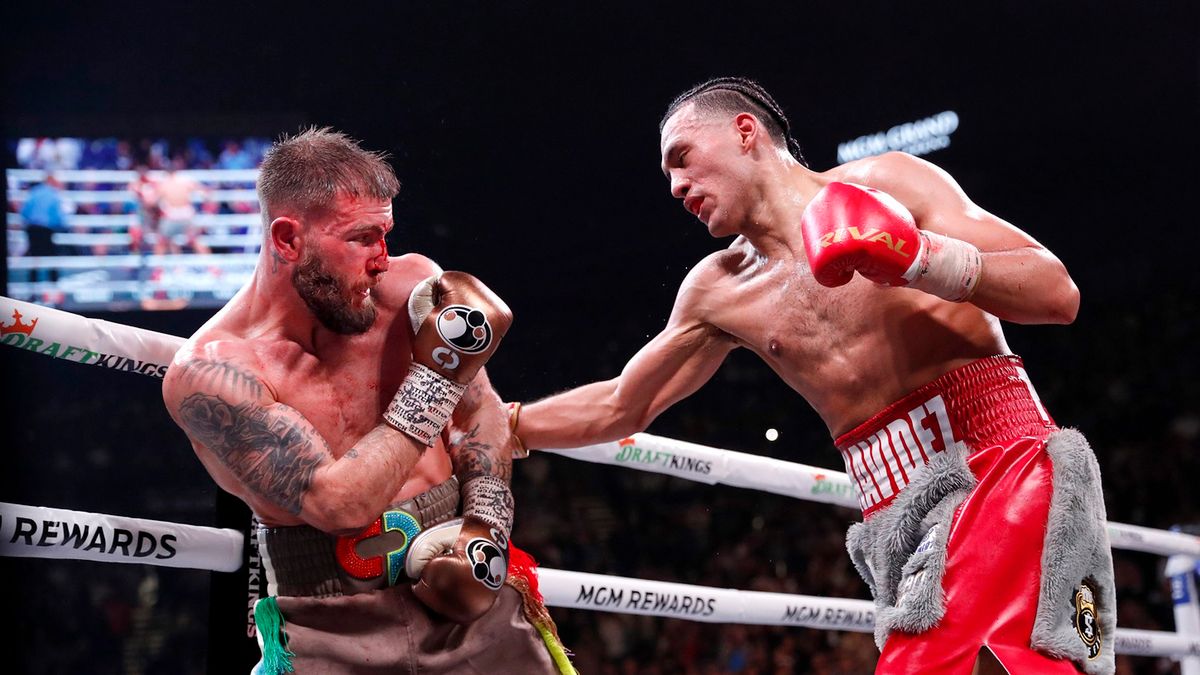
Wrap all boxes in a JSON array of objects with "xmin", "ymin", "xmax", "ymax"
[
  {"xmin": 845, "ymin": 442, "xmax": 976, "ymax": 650},
  {"xmin": 1030, "ymin": 428, "xmax": 1117, "ymax": 675}
]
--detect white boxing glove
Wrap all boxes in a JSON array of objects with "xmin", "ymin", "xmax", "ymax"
[{"xmin": 404, "ymin": 518, "xmax": 462, "ymax": 579}]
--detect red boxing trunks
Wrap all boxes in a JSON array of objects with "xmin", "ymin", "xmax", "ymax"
[
  {"xmin": 841, "ymin": 355, "xmax": 1116, "ymax": 675},
  {"xmin": 836, "ymin": 354, "xmax": 1054, "ymax": 517}
]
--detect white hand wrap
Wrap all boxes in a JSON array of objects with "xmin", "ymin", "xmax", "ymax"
[
  {"xmin": 384, "ymin": 362, "xmax": 467, "ymax": 446},
  {"xmin": 902, "ymin": 230, "xmax": 983, "ymax": 302},
  {"xmin": 461, "ymin": 475, "xmax": 514, "ymax": 540}
]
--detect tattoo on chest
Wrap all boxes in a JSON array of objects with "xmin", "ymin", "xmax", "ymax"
[{"xmin": 178, "ymin": 393, "xmax": 324, "ymax": 515}]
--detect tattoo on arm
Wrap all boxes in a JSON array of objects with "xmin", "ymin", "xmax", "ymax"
[
  {"xmin": 449, "ymin": 423, "xmax": 512, "ymax": 483},
  {"xmin": 178, "ymin": 393, "xmax": 325, "ymax": 515},
  {"xmin": 175, "ymin": 359, "xmax": 264, "ymax": 398}
]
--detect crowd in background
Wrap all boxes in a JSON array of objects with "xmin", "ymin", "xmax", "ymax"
[{"xmin": 12, "ymin": 137, "xmax": 269, "ymax": 173}]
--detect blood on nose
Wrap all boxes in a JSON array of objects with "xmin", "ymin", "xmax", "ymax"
[{"xmin": 373, "ymin": 240, "xmax": 389, "ymax": 271}]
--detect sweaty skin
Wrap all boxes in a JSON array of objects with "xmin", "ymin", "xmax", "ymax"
[
  {"xmin": 519, "ymin": 105, "xmax": 1078, "ymax": 447},
  {"xmin": 162, "ymin": 196, "xmax": 516, "ymax": 533}
]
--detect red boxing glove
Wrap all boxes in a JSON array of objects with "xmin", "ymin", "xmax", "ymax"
[
  {"xmin": 801, "ymin": 182, "xmax": 922, "ymax": 287},
  {"xmin": 801, "ymin": 182, "xmax": 981, "ymax": 301}
]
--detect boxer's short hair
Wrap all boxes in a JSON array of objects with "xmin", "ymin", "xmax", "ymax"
[
  {"xmin": 257, "ymin": 126, "xmax": 400, "ymax": 226},
  {"xmin": 661, "ymin": 77, "xmax": 807, "ymax": 167}
]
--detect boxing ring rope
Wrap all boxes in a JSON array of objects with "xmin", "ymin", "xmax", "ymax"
[
  {"xmin": 3, "ymin": 295, "xmax": 1199, "ymax": 666},
  {"xmin": 542, "ymin": 435, "xmax": 1200, "ymax": 559},
  {"xmin": 3, "ymin": 501, "xmax": 1197, "ymax": 662}
]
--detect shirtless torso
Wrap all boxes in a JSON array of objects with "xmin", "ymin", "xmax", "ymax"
[
  {"xmin": 678, "ymin": 156, "xmax": 1009, "ymax": 435},
  {"xmin": 517, "ymin": 106, "xmax": 1077, "ymax": 447},
  {"xmin": 167, "ymin": 253, "xmax": 450, "ymax": 528}
]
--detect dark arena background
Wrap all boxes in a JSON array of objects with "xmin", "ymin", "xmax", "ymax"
[{"xmin": 3, "ymin": 3, "xmax": 1197, "ymax": 674}]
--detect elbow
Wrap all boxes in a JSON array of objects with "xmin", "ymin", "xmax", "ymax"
[
  {"xmin": 1047, "ymin": 277, "xmax": 1080, "ymax": 325},
  {"xmin": 1029, "ymin": 253, "xmax": 1079, "ymax": 325},
  {"xmin": 303, "ymin": 480, "xmax": 380, "ymax": 535}
]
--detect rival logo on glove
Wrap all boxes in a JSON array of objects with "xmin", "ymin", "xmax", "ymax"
[
  {"xmin": 436, "ymin": 305, "xmax": 493, "ymax": 354},
  {"xmin": 816, "ymin": 227, "xmax": 912, "ymax": 257}
]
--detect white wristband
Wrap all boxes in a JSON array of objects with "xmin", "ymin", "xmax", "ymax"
[
  {"xmin": 461, "ymin": 475, "xmax": 514, "ymax": 541},
  {"xmin": 902, "ymin": 231, "xmax": 982, "ymax": 302},
  {"xmin": 384, "ymin": 363, "xmax": 467, "ymax": 446}
]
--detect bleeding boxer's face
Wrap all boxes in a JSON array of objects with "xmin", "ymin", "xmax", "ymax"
[
  {"xmin": 660, "ymin": 104, "xmax": 758, "ymax": 238},
  {"xmin": 292, "ymin": 196, "xmax": 392, "ymax": 335}
]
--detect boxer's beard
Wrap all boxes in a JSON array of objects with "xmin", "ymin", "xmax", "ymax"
[{"xmin": 292, "ymin": 250, "xmax": 376, "ymax": 335}]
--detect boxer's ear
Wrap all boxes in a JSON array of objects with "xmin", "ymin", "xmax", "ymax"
[
  {"xmin": 269, "ymin": 216, "xmax": 303, "ymax": 264},
  {"xmin": 734, "ymin": 112, "xmax": 759, "ymax": 152}
]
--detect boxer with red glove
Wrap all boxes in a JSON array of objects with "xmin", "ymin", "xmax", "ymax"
[
  {"xmin": 383, "ymin": 271, "xmax": 513, "ymax": 445},
  {"xmin": 801, "ymin": 181, "xmax": 983, "ymax": 302}
]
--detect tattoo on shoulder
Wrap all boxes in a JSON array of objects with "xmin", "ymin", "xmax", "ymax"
[
  {"xmin": 176, "ymin": 359, "xmax": 264, "ymax": 399},
  {"xmin": 178, "ymin": 393, "xmax": 325, "ymax": 515},
  {"xmin": 450, "ymin": 423, "xmax": 512, "ymax": 483}
]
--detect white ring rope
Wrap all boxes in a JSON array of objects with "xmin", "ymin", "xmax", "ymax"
[
  {"xmin": 0, "ymin": 296, "xmax": 182, "ymax": 376},
  {"xmin": 3, "ymin": 295, "xmax": 1199, "ymax": 661},
  {"xmin": 0, "ymin": 501, "xmax": 243, "ymax": 572},
  {"xmin": 0, "ymin": 501, "xmax": 1195, "ymax": 658},
  {"xmin": 543, "ymin": 436, "xmax": 1200, "ymax": 558}
]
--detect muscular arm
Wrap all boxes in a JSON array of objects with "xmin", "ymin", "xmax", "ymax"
[
  {"xmin": 871, "ymin": 152, "xmax": 1080, "ymax": 324},
  {"xmin": 163, "ymin": 353, "xmax": 428, "ymax": 534},
  {"xmin": 448, "ymin": 367, "xmax": 515, "ymax": 528},
  {"xmin": 518, "ymin": 269, "xmax": 737, "ymax": 449}
]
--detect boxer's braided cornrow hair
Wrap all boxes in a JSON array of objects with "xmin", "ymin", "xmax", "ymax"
[{"xmin": 661, "ymin": 76, "xmax": 808, "ymax": 167}]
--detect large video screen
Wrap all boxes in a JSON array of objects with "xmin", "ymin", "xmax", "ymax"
[{"xmin": 6, "ymin": 136, "xmax": 270, "ymax": 311}]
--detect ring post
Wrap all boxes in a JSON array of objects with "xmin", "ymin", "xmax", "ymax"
[{"xmin": 1167, "ymin": 551, "xmax": 1200, "ymax": 674}]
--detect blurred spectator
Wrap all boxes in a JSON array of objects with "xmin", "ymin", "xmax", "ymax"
[
  {"xmin": 115, "ymin": 140, "xmax": 136, "ymax": 170},
  {"xmin": 216, "ymin": 140, "xmax": 254, "ymax": 169},
  {"xmin": 80, "ymin": 137, "xmax": 119, "ymax": 169},
  {"xmin": 20, "ymin": 173, "xmax": 68, "ymax": 281},
  {"xmin": 127, "ymin": 164, "xmax": 161, "ymax": 254},
  {"xmin": 15, "ymin": 137, "xmax": 81, "ymax": 170},
  {"xmin": 185, "ymin": 138, "xmax": 215, "ymax": 168}
]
